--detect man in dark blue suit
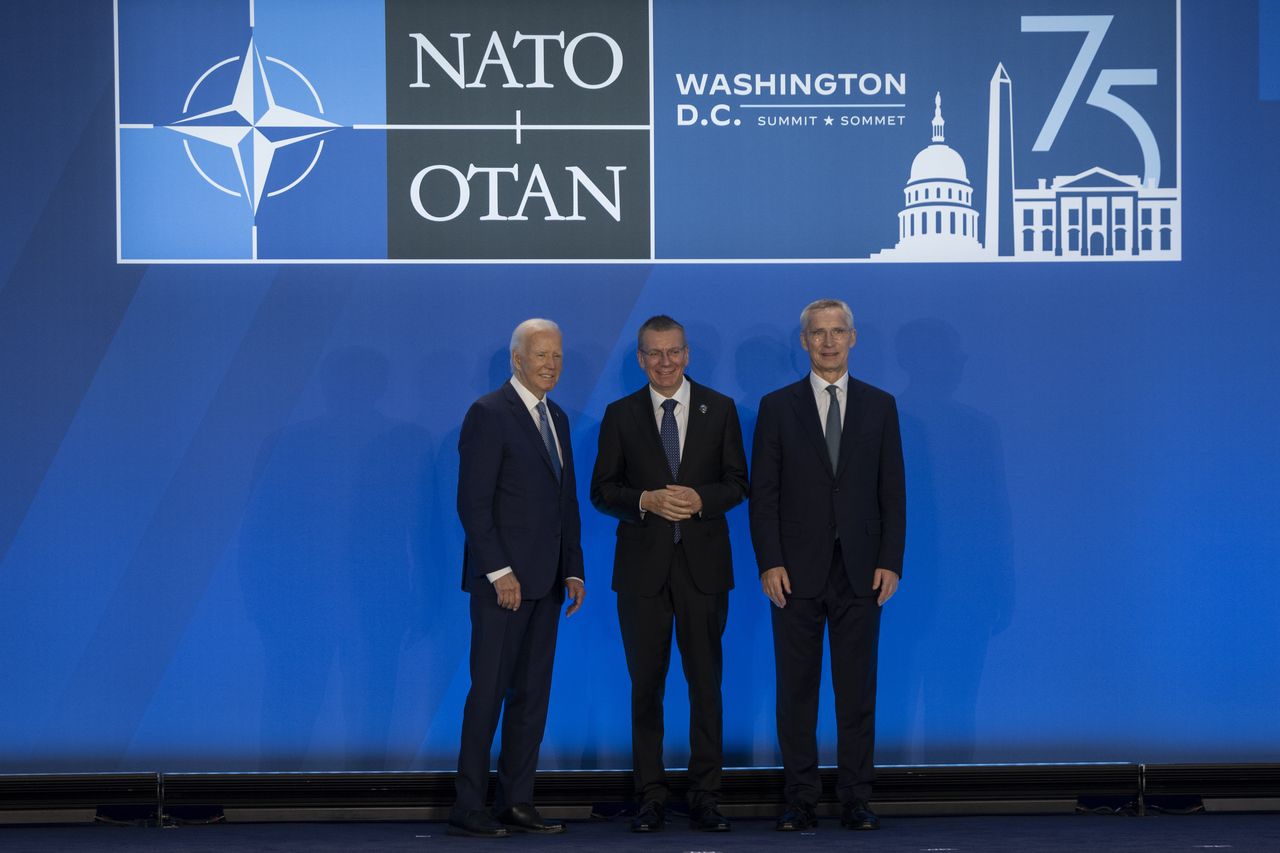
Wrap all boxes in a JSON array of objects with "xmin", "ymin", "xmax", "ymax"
[
  {"xmin": 749, "ymin": 299, "xmax": 906, "ymax": 832},
  {"xmin": 450, "ymin": 318, "xmax": 586, "ymax": 838},
  {"xmin": 591, "ymin": 315, "xmax": 748, "ymax": 833}
]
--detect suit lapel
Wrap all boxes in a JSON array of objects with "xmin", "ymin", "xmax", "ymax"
[
  {"xmin": 503, "ymin": 383, "xmax": 560, "ymax": 483},
  {"xmin": 550, "ymin": 401, "xmax": 572, "ymax": 478},
  {"xmin": 835, "ymin": 379, "xmax": 866, "ymax": 478},
  {"xmin": 681, "ymin": 380, "xmax": 710, "ymax": 477},
  {"xmin": 790, "ymin": 378, "xmax": 834, "ymax": 479},
  {"xmin": 629, "ymin": 386, "xmax": 667, "ymax": 466}
]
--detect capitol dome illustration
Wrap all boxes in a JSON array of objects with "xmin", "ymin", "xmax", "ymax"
[{"xmin": 872, "ymin": 92, "xmax": 986, "ymax": 261}]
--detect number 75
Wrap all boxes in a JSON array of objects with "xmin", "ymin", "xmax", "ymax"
[{"xmin": 1022, "ymin": 15, "xmax": 1162, "ymax": 188}]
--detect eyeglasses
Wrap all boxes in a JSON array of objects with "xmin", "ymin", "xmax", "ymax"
[
  {"xmin": 640, "ymin": 346, "xmax": 688, "ymax": 361},
  {"xmin": 805, "ymin": 327, "xmax": 852, "ymax": 343}
]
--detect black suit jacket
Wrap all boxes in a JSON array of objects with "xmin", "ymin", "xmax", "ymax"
[
  {"xmin": 591, "ymin": 379, "xmax": 748, "ymax": 596},
  {"xmin": 457, "ymin": 382, "xmax": 584, "ymax": 600},
  {"xmin": 749, "ymin": 376, "xmax": 906, "ymax": 598}
]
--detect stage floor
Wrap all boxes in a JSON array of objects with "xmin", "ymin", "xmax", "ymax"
[{"xmin": 3, "ymin": 814, "xmax": 1280, "ymax": 852}]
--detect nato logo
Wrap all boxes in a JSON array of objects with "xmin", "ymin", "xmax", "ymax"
[
  {"xmin": 166, "ymin": 40, "xmax": 336, "ymax": 216},
  {"xmin": 116, "ymin": 0, "xmax": 652, "ymax": 262}
]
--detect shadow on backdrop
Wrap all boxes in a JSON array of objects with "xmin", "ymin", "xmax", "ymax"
[
  {"xmin": 238, "ymin": 346, "xmax": 433, "ymax": 770},
  {"xmin": 878, "ymin": 318, "xmax": 1015, "ymax": 764},
  {"xmin": 727, "ymin": 324, "xmax": 808, "ymax": 765}
]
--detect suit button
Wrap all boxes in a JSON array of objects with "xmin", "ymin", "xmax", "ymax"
[{"xmin": 833, "ymin": 487, "xmax": 840, "ymax": 494}]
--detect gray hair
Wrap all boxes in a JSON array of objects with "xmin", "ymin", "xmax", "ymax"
[
  {"xmin": 799, "ymin": 298, "xmax": 854, "ymax": 332},
  {"xmin": 510, "ymin": 318, "xmax": 562, "ymax": 369}
]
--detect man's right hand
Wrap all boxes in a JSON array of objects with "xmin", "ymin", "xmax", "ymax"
[
  {"xmin": 493, "ymin": 572, "xmax": 522, "ymax": 611},
  {"xmin": 640, "ymin": 487, "xmax": 695, "ymax": 522},
  {"xmin": 761, "ymin": 566, "xmax": 791, "ymax": 608}
]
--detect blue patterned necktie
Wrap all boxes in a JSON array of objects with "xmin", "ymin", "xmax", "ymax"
[
  {"xmin": 825, "ymin": 385, "xmax": 841, "ymax": 474},
  {"xmin": 536, "ymin": 401, "xmax": 562, "ymax": 481},
  {"xmin": 660, "ymin": 398, "xmax": 681, "ymax": 543}
]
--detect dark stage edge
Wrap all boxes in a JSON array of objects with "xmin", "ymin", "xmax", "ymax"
[
  {"xmin": 2, "ymin": 765, "xmax": 1279, "ymax": 826},
  {"xmin": 3, "ymin": 814, "xmax": 1280, "ymax": 853}
]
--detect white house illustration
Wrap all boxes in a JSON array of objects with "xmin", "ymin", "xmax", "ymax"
[
  {"xmin": 871, "ymin": 93, "xmax": 986, "ymax": 261},
  {"xmin": 1011, "ymin": 168, "xmax": 1179, "ymax": 258}
]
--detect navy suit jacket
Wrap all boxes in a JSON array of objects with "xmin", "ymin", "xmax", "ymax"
[
  {"xmin": 590, "ymin": 379, "xmax": 748, "ymax": 596},
  {"xmin": 749, "ymin": 376, "xmax": 906, "ymax": 598},
  {"xmin": 457, "ymin": 382, "xmax": 584, "ymax": 600}
]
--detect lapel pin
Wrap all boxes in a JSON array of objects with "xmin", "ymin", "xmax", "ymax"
[{"xmin": 698, "ymin": 404, "xmax": 708, "ymax": 414}]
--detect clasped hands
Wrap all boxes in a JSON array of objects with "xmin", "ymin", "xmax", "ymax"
[{"xmin": 640, "ymin": 485, "xmax": 703, "ymax": 521}]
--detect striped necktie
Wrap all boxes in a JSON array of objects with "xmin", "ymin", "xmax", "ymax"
[{"xmin": 536, "ymin": 401, "xmax": 562, "ymax": 481}]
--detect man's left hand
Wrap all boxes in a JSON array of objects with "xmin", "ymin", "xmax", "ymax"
[
  {"xmin": 872, "ymin": 568, "xmax": 899, "ymax": 606},
  {"xmin": 665, "ymin": 485, "xmax": 703, "ymax": 515},
  {"xmin": 564, "ymin": 578, "xmax": 586, "ymax": 617}
]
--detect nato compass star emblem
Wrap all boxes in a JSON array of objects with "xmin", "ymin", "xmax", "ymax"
[{"xmin": 168, "ymin": 37, "xmax": 338, "ymax": 214}]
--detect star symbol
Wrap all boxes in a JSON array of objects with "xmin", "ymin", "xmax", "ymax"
[
  {"xmin": 824, "ymin": 115, "xmax": 834, "ymax": 126},
  {"xmin": 167, "ymin": 38, "xmax": 338, "ymax": 213}
]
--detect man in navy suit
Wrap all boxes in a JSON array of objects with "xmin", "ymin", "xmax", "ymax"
[
  {"xmin": 591, "ymin": 315, "xmax": 747, "ymax": 833},
  {"xmin": 450, "ymin": 318, "xmax": 586, "ymax": 838},
  {"xmin": 749, "ymin": 299, "xmax": 906, "ymax": 832}
]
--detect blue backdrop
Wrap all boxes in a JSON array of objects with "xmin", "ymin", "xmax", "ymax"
[{"xmin": 0, "ymin": 0, "xmax": 1277, "ymax": 773}]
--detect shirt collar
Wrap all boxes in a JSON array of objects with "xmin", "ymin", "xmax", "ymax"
[
  {"xmin": 649, "ymin": 376, "xmax": 691, "ymax": 412},
  {"xmin": 509, "ymin": 375, "xmax": 550, "ymax": 412},
  {"xmin": 809, "ymin": 371, "xmax": 849, "ymax": 396}
]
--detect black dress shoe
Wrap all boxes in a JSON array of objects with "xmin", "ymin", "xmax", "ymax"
[
  {"xmin": 498, "ymin": 803, "xmax": 565, "ymax": 834},
  {"xmin": 447, "ymin": 809, "xmax": 510, "ymax": 837},
  {"xmin": 630, "ymin": 800, "xmax": 664, "ymax": 832},
  {"xmin": 841, "ymin": 799, "xmax": 880, "ymax": 830},
  {"xmin": 690, "ymin": 803, "xmax": 731, "ymax": 831},
  {"xmin": 775, "ymin": 803, "xmax": 817, "ymax": 831}
]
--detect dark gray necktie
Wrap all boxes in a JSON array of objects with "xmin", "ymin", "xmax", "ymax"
[
  {"xmin": 660, "ymin": 398, "xmax": 681, "ymax": 543},
  {"xmin": 536, "ymin": 401, "xmax": 562, "ymax": 481},
  {"xmin": 825, "ymin": 385, "xmax": 841, "ymax": 473}
]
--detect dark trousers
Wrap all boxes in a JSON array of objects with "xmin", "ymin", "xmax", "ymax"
[
  {"xmin": 454, "ymin": 589, "xmax": 561, "ymax": 814},
  {"xmin": 771, "ymin": 543, "xmax": 882, "ymax": 805},
  {"xmin": 617, "ymin": 544, "xmax": 728, "ymax": 807}
]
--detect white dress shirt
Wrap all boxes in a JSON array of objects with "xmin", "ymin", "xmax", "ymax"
[
  {"xmin": 649, "ymin": 377, "xmax": 691, "ymax": 456},
  {"xmin": 487, "ymin": 377, "xmax": 581, "ymax": 586}
]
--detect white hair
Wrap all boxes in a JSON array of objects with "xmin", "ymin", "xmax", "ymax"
[
  {"xmin": 510, "ymin": 318, "xmax": 562, "ymax": 369},
  {"xmin": 799, "ymin": 298, "xmax": 854, "ymax": 332}
]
